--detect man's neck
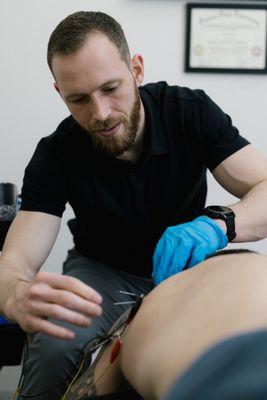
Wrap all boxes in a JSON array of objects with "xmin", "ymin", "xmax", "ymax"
[{"xmin": 117, "ymin": 103, "xmax": 145, "ymax": 164}]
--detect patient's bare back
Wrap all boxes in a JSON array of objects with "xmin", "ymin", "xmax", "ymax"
[{"xmin": 120, "ymin": 252, "xmax": 267, "ymax": 400}]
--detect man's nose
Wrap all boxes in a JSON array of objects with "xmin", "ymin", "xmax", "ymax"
[{"xmin": 90, "ymin": 95, "xmax": 111, "ymax": 121}]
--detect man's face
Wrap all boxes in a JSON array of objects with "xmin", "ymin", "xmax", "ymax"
[{"xmin": 52, "ymin": 33, "xmax": 143, "ymax": 156}]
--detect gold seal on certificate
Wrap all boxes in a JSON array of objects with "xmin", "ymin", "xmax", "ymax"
[{"xmin": 185, "ymin": 4, "xmax": 267, "ymax": 73}]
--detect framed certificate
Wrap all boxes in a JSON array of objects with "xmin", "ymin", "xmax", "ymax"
[{"xmin": 185, "ymin": 3, "xmax": 267, "ymax": 73}]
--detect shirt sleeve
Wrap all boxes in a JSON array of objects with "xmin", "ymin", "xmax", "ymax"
[
  {"xmin": 198, "ymin": 92, "xmax": 250, "ymax": 172},
  {"xmin": 20, "ymin": 138, "xmax": 67, "ymax": 217}
]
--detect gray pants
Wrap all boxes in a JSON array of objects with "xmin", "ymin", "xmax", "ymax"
[{"xmin": 17, "ymin": 248, "xmax": 153, "ymax": 399}]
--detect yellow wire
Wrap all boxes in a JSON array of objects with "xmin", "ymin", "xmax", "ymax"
[
  {"xmin": 12, "ymin": 387, "xmax": 19, "ymax": 400},
  {"xmin": 61, "ymin": 334, "xmax": 122, "ymax": 400},
  {"xmin": 12, "ymin": 356, "xmax": 86, "ymax": 400},
  {"xmin": 12, "ymin": 329, "xmax": 126, "ymax": 400},
  {"xmin": 61, "ymin": 356, "xmax": 86, "ymax": 400}
]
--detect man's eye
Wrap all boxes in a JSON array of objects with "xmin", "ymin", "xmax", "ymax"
[
  {"xmin": 71, "ymin": 97, "xmax": 86, "ymax": 104},
  {"xmin": 103, "ymin": 86, "xmax": 117, "ymax": 93}
]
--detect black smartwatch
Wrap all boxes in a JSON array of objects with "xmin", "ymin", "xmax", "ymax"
[{"xmin": 203, "ymin": 205, "xmax": 236, "ymax": 242}]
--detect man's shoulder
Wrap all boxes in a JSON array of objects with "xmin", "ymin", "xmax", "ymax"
[
  {"xmin": 38, "ymin": 115, "xmax": 94, "ymax": 156},
  {"xmin": 140, "ymin": 81, "xmax": 208, "ymax": 106},
  {"xmin": 41, "ymin": 115, "xmax": 80, "ymax": 147},
  {"xmin": 32, "ymin": 115, "xmax": 94, "ymax": 164}
]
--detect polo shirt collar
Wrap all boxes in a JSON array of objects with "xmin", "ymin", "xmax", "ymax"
[{"xmin": 140, "ymin": 87, "xmax": 168, "ymax": 157}]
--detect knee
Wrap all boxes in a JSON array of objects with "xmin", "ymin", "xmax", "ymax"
[
  {"xmin": 33, "ymin": 331, "xmax": 81, "ymax": 372},
  {"xmin": 27, "ymin": 320, "xmax": 102, "ymax": 372}
]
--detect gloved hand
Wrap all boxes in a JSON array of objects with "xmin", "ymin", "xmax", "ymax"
[
  {"xmin": 0, "ymin": 315, "xmax": 13, "ymax": 325},
  {"xmin": 152, "ymin": 216, "xmax": 228, "ymax": 285}
]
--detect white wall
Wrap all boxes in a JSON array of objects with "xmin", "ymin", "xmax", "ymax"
[{"xmin": 1, "ymin": 0, "xmax": 267, "ymax": 276}]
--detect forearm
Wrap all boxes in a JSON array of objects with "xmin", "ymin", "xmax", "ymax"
[
  {"xmin": 0, "ymin": 211, "xmax": 60, "ymax": 319},
  {"xmin": 229, "ymin": 179, "xmax": 267, "ymax": 242}
]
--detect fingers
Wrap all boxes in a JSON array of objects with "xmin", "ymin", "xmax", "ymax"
[
  {"xmin": 35, "ymin": 272, "xmax": 103, "ymax": 304},
  {"xmin": 25, "ymin": 316, "xmax": 76, "ymax": 341},
  {"xmin": 188, "ymin": 244, "xmax": 206, "ymax": 268},
  {"xmin": 14, "ymin": 272, "xmax": 105, "ymax": 340},
  {"xmin": 169, "ymin": 234, "xmax": 192, "ymax": 277},
  {"xmin": 28, "ymin": 283, "xmax": 102, "ymax": 318},
  {"xmin": 31, "ymin": 301, "xmax": 94, "ymax": 327},
  {"xmin": 153, "ymin": 237, "xmax": 169, "ymax": 284},
  {"xmin": 153, "ymin": 236, "xmax": 165, "ymax": 274}
]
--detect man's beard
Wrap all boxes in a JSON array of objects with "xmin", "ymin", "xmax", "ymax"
[{"xmin": 82, "ymin": 85, "xmax": 141, "ymax": 156}]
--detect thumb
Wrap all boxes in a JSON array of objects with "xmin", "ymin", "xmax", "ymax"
[{"xmin": 187, "ymin": 244, "xmax": 207, "ymax": 268}]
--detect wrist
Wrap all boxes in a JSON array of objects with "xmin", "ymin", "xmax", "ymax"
[
  {"xmin": 203, "ymin": 205, "xmax": 236, "ymax": 242},
  {"xmin": 3, "ymin": 279, "xmax": 29, "ymax": 321},
  {"xmin": 195, "ymin": 216, "xmax": 228, "ymax": 248},
  {"xmin": 213, "ymin": 218, "xmax": 227, "ymax": 234}
]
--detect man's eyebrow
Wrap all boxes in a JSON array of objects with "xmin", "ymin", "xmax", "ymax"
[
  {"xmin": 101, "ymin": 78, "xmax": 121, "ymax": 86},
  {"xmin": 65, "ymin": 79, "xmax": 122, "ymax": 101},
  {"xmin": 65, "ymin": 93, "xmax": 88, "ymax": 101}
]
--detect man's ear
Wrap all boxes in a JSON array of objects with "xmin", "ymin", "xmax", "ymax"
[
  {"xmin": 54, "ymin": 82, "xmax": 60, "ymax": 94},
  {"xmin": 131, "ymin": 54, "xmax": 144, "ymax": 87}
]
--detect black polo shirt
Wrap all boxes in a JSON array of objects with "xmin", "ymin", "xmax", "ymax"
[{"xmin": 20, "ymin": 81, "xmax": 249, "ymax": 277}]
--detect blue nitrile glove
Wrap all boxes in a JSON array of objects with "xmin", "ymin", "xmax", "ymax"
[
  {"xmin": 152, "ymin": 216, "xmax": 228, "ymax": 285},
  {"xmin": 0, "ymin": 315, "xmax": 13, "ymax": 325}
]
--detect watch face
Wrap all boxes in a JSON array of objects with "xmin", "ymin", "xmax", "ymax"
[{"xmin": 209, "ymin": 205, "xmax": 233, "ymax": 215}]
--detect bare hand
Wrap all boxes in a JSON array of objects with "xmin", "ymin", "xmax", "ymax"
[{"xmin": 8, "ymin": 271, "xmax": 103, "ymax": 340}]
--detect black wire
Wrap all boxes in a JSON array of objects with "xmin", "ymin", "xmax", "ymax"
[{"xmin": 15, "ymin": 320, "xmax": 129, "ymax": 397}]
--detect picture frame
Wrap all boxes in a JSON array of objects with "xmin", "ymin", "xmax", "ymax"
[{"xmin": 185, "ymin": 3, "xmax": 267, "ymax": 73}]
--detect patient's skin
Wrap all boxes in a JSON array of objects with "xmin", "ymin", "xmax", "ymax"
[{"xmin": 119, "ymin": 253, "xmax": 267, "ymax": 400}]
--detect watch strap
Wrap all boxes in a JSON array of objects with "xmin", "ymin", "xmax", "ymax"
[{"xmin": 203, "ymin": 206, "xmax": 236, "ymax": 242}]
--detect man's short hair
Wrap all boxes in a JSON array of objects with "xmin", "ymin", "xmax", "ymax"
[{"xmin": 47, "ymin": 11, "xmax": 131, "ymax": 73}]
